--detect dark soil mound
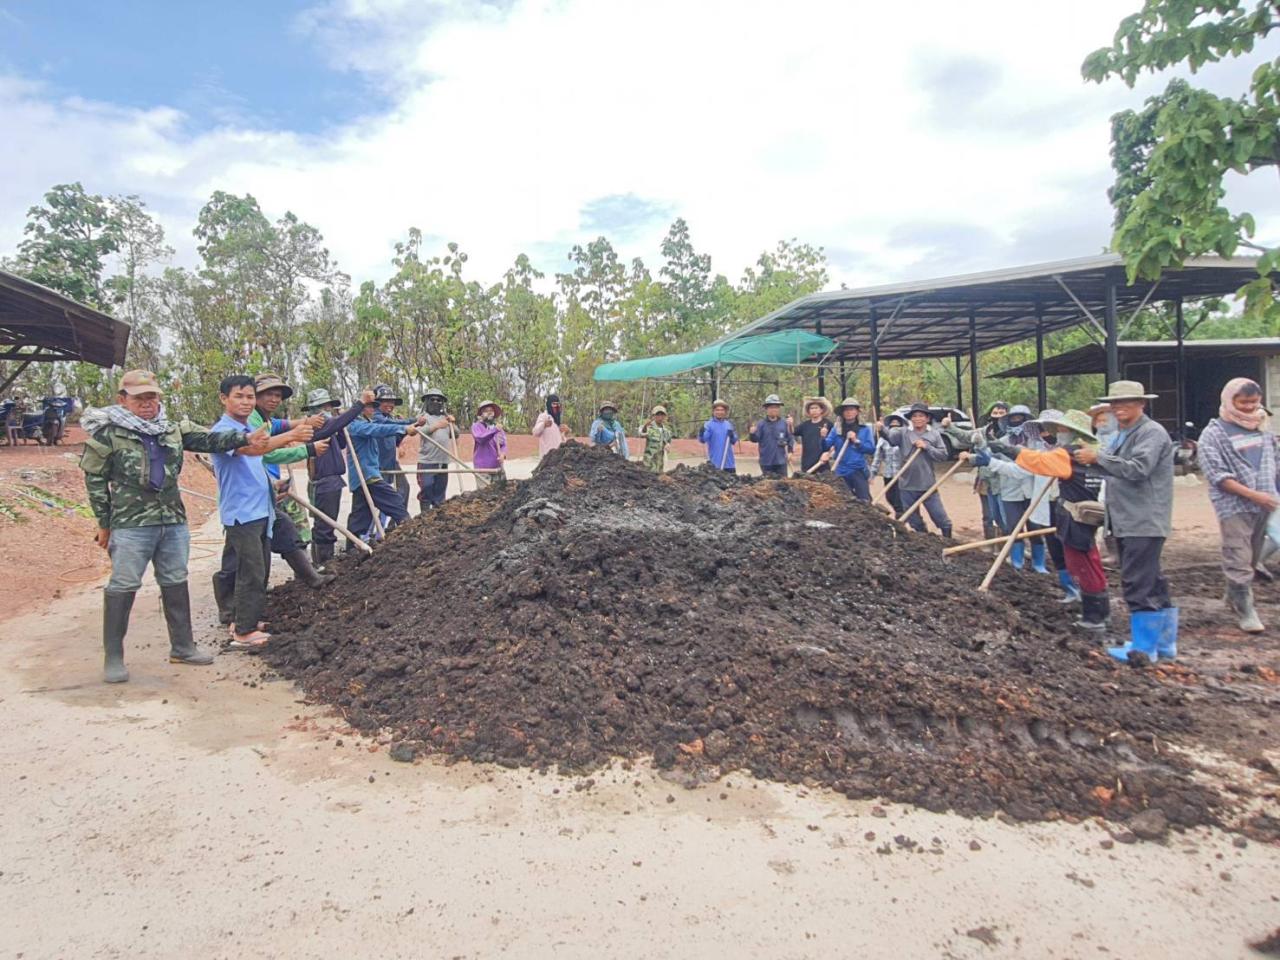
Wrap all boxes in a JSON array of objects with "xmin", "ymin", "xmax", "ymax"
[{"xmin": 262, "ymin": 444, "xmax": 1223, "ymax": 827}]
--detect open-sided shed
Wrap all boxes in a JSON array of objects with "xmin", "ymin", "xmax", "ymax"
[
  {"xmin": 0, "ymin": 269, "xmax": 129, "ymax": 393},
  {"xmin": 718, "ymin": 254, "xmax": 1268, "ymax": 413}
]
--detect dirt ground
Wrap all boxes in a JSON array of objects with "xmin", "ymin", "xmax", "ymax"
[{"xmin": 1, "ymin": 446, "xmax": 1278, "ymax": 958}]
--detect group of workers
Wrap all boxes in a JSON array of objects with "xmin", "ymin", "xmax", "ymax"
[{"xmin": 77, "ymin": 365, "xmax": 1273, "ymax": 684}]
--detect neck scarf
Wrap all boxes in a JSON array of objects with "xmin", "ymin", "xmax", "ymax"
[
  {"xmin": 80, "ymin": 403, "xmax": 173, "ymax": 438},
  {"xmin": 1219, "ymin": 377, "xmax": 1267, "ymax": 431},
  {"xmin": 546, "ymin": 395, "xmax": 562, "ymax": 426}
]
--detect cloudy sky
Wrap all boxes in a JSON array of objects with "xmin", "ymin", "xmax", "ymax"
[{"xmin": 1, "ymin": 0, "xmax": 1276, "ymax": 290}]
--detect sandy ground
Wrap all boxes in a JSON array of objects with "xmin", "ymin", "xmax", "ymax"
[{"xmin": 2, "ymin": 456, "xmax": 1278, "ymax": 958}]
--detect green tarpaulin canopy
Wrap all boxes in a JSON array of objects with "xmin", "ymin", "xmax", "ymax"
[{"xmin": 593, "ymin": 330, "xmax": 836, "ymax": 382}]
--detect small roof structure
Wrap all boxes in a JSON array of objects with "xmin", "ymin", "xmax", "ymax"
[
  {"xmin": 0, "ymin": 269, "xmax": 129, "ymax": 367},
  {"xmin": 990, "ymin": 339, "xmax": 1280, "ymax": 379},
  {"xmin": 717, "ymin": 253, "xmax": 1264, "ymax": 361},
  {"xmin": 593, "ymin": 330, "xmax": 835, "ymax": 382}
]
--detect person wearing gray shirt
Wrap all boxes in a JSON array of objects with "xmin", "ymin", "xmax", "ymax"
[
  {"xmin": 881, "ymin": 402, "xmax": 953, "ymax": 538},
  {"xmin": 416, "ymin": 388, "xmax": 456, "ymax": 509}
]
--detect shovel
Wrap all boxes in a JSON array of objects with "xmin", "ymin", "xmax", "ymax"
[
  {"xmin": 896, "ymin": 456, "xmax": 967, "ymax": 526},
  {"xmin": 871, "ymin": 446, "xmax": 922, "ymax": 513},
  {"xmin": 978, "ymin": 480, "xmax": 1054, "ymax": 592}
]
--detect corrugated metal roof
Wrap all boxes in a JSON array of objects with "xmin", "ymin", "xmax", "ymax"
[
  {"xmin": 718, "ymin": 255, "xmax": 1268, "ymax": 361},
  {"xmin": 0, "ymin": 270, "xmax": 129, "ymax": 367}
]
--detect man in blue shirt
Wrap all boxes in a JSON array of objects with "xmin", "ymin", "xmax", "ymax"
[
  {"xmin": 372, "ymin": 385, "xmax": 416, "ymax": 514},
  {"xmin": 210, "ymin": 375, "xmax": 313, "ymax": 648}
]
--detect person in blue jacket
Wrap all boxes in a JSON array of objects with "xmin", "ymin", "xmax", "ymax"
[
  {"xmin": 699, "ymin": 399, "xmax": 738, "ymax": 472},
  {"xmin": 589, "ymin": 401, "xmax": 630, "ymax": 458},
  {"xmin": 748, "ymin": 393, "xmax": 795, "ymax": 477},
  {"xmin": 821, "ymin": 397, "xmax": 876, "ymax": 501},
  {"xmin": 347, "ymin": 403, "xmax": 424, "ymax": 540}
]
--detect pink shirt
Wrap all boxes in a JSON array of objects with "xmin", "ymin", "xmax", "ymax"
[{"xmin": 532, "ymin": 411, "xmax": 565, "ymax": 457}]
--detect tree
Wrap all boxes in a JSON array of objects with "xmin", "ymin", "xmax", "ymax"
[
  {"xmin": 105, "ymin": 195, "xmax": 173, "ymax": 372},
  {"xmin": 1083, "ymin": 1, "xmax": 1280, "ymax": 320},
  {"xmin": 17, "ymin": 183, "xmax": 122, "ymax": 308}
]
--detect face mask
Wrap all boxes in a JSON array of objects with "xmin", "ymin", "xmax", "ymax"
[
  {"xmin": 602, "ymin": 412, "xmax": 616, "ymax": 423},
  {"xmin": 1056, "ymin": 430, "xmax": 1074, "ymax": 446},
  {"xmin": 425, "ymin": 399, "xmax": 445, "ymax": 415},
  {"xmin": 1095, "ymin": 415, "xmax": 1117, "ymax": 436},
  {"xmin": 482, "ymin": 412, "xmax": 496, "ymax": 424}
]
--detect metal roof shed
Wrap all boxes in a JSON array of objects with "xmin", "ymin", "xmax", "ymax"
[
  {"xmin": 719, "ymin": 254, "xmax": 1269, "ymax": 413},
  {"xmin": 0, "ymin": 269, "xmax": 130, "ymax": 394}
]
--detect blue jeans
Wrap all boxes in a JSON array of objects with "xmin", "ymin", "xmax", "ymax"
[
  {"xmin": 106, "ymin": 523, "xmax": 190, "ymax": 592},
  {"xmin": 841, "ymin": 470, "xmax": 871, "ymax": 501}
]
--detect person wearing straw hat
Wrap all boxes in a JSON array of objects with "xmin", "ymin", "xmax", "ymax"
[
  {"xmin": 986, "ymin": 409, "xmax": 1111, "ymax": 632},
  {"xmin": 792, "ymin": 396, "xmax": 834, "ymax": 473},
  {"xmin": 870, "ymin": 412, "xmax": 906, "ymax": 513},
  {"xmin": 471, "ymin": 401, "xmax": 508, "ymax": 488},
  {"xmin": 301, "ymin": 387, "xmax": 375, "ymax": 566},
  {"xmin": 879, "ymin": 402, "xmax": 952, "ymax": 537},
  {"xmin": 749, "ymin": 393, "xmax": 796, "ymax": 478},
  {"xmin": 1196, "ymin": 377, "xmax": 1280, "ymax": 633},
  {"xmin": 1071, "ymin": 379, "xmax": 1176, "ymax": 661},
  {"xmin": 79, "ymin": 370, "xmax": 280, "ymax": 682},
  {"xmin": 640, "ymin": 405, "xmax": 674, "ymax": 473},
  {"xmin": 699, "ymin": 399, "xmax": 738, "ymax": 473},
  {"xmin": 589, "ymin": 401, "xmax": 630, "ymax": 458},
  {"xmin": 820, "ymin": 398, "xmax": 875, "ymax": 499}
]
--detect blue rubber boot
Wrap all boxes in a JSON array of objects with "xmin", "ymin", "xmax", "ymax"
[
  {"xmin": 1108, "ymin": 611, "xmax": 1161, "ymax": 663},
  {"xmin": 1031, "ymin": 540, "xmax": 1049, "ymax": 574},
  {"xmin": 1155, "ymin": 607, "xmax": 1179, "ymax": 661},
  {"xmin": 1009, "ymin": 541, "xmax": 1025, "ymax": 570},
  {"xmin": 1057, "ymin": 569, "xmax": 1081, "ymax": 604}
]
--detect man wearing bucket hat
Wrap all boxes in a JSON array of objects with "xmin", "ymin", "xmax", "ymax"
[
  {"xmin": 819, "ymin": 398, "xmax": 875, "ymax": 499},
  {"xmin": 640, "ymin": 405, "xmax": 674, "ymax": 473},
  {"xmin": 700, "ymin": 399, "xmax": 738, "ymax": 472},
  {"xmin": 414, "ymin": 388, "xmax": 456, "ymax": 510},
  {"xmin": 589, "ymin": 401, "xmax": 630, "ymax": 458},
  {"xmin": 1071, "ymin": 380, "xmax": 1177, "ymax": 661},
  {"xmin": 300, "ymin": 387, "xmax": 375, "ymax": 565},
  {"xmin": 79, "ymin": 370, "xmax": 281, "ymax": 682},
  {"xmin": 792, "ymin": 396, "xmax": 834, "ymax": 473},
  {"xmin": 345, "ymin": 394, "xmax": 425, "ymax": 533},
  {"xmin": 371, "ymin": 385, "xmax": 416, "ymax": 511},
  {"xmin": 1197, "ymin": 377, "xmax": 1280, "ymax": 633},
  {"xmin": 879, "ymin": 402, "xmax": 952, "ymax": 537},
  {"xmin": 985, "ymin": 410, "xmax": 1110, "ymax": 630},
  {"xmin": 471, "ymin": 400, "xmax": 508, "ymax": 488},
  {"xmin": 749, "ymin": 394, "xmax": 796, "ymax": 478}
]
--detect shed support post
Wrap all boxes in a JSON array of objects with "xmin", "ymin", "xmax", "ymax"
[
  {"xmin": 839, "ymin": 360, "xmax": 847, "ymax": 399},
  {"xmin": 1035, "ymin": 302, "xmax": 1047, "ymax": 413},
  {"xmin": 1175, "ymin": 297, "xmax": 1186, "ymax": 432},
  {"xmin": 869, "ymin": 306, "xmax": 882, "ymax": 413},
  {"xmin": 1105, "ymin": 281, "xmax": 1120, "ymax": 384},
  {"xmin": 968, "ymin": 309, "xmax": 980, "ymax": 417},
  {"xmin": 815, "ymin": 320, "xmax": 825, "ymax": 397},
  {"xmin": 954, "ymin": 355, "xmax": 963, "ymax": 409}
]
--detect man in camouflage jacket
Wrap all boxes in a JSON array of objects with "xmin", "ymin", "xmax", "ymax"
[{"xmin": 79, "ymin": 369, "xmax": 284, "ymax": 683}]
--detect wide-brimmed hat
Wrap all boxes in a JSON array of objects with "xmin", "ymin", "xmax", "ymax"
[
  {"xmin": 762, "ymin": 393, "xmax": 783, "ymax": 407},
  {"xmin": 1007, "ymin": 403, "xmax": 1033, "ymax": 421},
  {"xmin": 1031, "ymin": 408, "xmax": 1097, "ymax": 441},
  {"xmin": 1097, "ymin": 380, "xmax": 1157, "ymax": 402},
  {"xmin": 373, "ymin": 384, "xmax": 402, "ymax": 404},
  {"xmin": 803, "ymin": 396, "xmax": 833, "ymax": 417},
  {"xmin": 651, "ymin": 404, "xmax": 667, "ymax": 416},
  {"xmin": 118, "ymin": 369, "xmax": 163, "ymax": 397},
  {"xmin": 711, "ymin": 398, "xmax": 730, "ymax": 412},
  {"xmin": 883, "ymin": 413, "xmax": 906, "ymax": 427},
  {"xmin": 836, "ymin": 397, "xmax": 862, "ymax": 412},
  {"xmin": 254, "ymin": 373, "xmax": 293, "ymax": 400},
  {"xmin": 599, "ymin": 400, "xmax": 618, "ymax": 414},
  {"xmin": 907, "ymin": 402, "xmax": 930, "ymax": 416},
  {"xmin": 421, "ymin": 387, "xmax": 447, "ymax": 403},
  {"xmin": 303, "ymin": 388, "xmax": 340, "ymax": 410},
  {"xmin": 477, "ymin": 400, "xmax": 503, "ymax": 418}
]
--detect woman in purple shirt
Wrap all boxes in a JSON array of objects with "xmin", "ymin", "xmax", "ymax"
[{"xmin": 471, "ymin": 401, "xmax": 508, "ymax": 488}]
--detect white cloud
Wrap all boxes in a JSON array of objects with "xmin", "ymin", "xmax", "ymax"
[{"xmin": 1, "ymin": 0, "xmax": 1276, "ymax": 292}]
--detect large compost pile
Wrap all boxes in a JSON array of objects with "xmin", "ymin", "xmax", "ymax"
[{"xmin": 262, "ymin": 444, "xmax": 1225, "ymax": 827}]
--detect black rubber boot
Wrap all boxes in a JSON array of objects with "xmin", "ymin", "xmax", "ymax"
[
  {"xmin": 103, "ymin": 591, "xmax": 135, "ymax": 683},
  {"xmin": 311, "ymin": 541, "xmax": 335, "ymax": 569},
  {"xmin": 1074, "ymin": 591, "xmax": 1110, "ymax": 632},
  {"xmin": 211, "ymin": 573, "xmax": 235, "ymax": 626},
  {"xmin": 160, "ymin": 583, "xmax": 214, "ymax": 665},
  {"xmin": 283, "ymin": 548, "xmax": 335, "ymax": 588}
]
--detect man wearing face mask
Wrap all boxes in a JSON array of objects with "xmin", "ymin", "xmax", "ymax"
[
  {"xmin": 590, "ymin": 402, "xmax": 630, "ymax": 458},
  {"xmin": 1073, "ymin": 381, "xmax": 1176, "ymax": 662},
  {"xmin": 416, "ymin": 388, "xmax": 456, "ymax": 509},
  {"xmin": 1197, "ymin": 377, "xmax": 1280, "ymax": 633},
  {"xmin": 300, "ymin": 387, "xmax": 375, "ymax": 567}
]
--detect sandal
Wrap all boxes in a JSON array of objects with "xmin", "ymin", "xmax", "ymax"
[{"xmin": 228, "ymin": 630, "xmax": 271, "ymax": 649}]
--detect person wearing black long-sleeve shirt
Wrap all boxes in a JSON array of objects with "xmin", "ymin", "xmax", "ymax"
[{"xmin": 792, "ymin": 397, "xmax": 834, "ymax": 473}]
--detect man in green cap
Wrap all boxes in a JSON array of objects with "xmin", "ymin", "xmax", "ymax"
[{"xmin": 79, "ymin": 369, "xmax": 294, "ymax": 683}]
